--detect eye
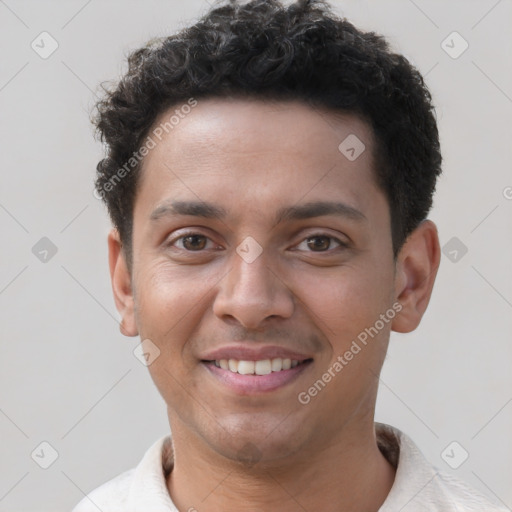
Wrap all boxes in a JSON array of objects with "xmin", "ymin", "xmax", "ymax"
[
  {"xmin": 166, "ymin": 231, "xmax": 348, "ymax": 254},
  {"xmin": 169, "ymin": 232, "xmax": 217, "ymax": 251},
  {"xmin": 295, "ymin": 234, "xmax": 347, "ymax": 252}
]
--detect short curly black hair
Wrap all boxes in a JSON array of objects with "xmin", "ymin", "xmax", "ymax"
[{"xmin": 93, "ymin": 0, "xmax": 442, "ymax": 270}]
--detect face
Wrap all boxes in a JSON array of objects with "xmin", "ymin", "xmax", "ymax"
[{"xmin": 116, "ymin": 98, "xmax": 405, "ymax": 464}]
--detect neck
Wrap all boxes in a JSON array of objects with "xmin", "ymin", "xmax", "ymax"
[{"xmin": 166, "ymin": 419, "xmax": 396, "ymax": 512}]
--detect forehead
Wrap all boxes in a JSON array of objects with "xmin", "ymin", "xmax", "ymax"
[
  {"xmin": 144, "ymin": 97, "xmax": 374, "ymax": 166},
  {"xmin": 135, "ymin": 97, "xmax": 382, "ymax": 222}
]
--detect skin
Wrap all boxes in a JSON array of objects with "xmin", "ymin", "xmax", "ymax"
[{"xmin": 108, "ymin": 98, "xmax": 440, "ymax": 512}]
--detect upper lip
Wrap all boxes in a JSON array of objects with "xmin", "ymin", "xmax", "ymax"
[{"xmin": 200, "ymin": 344, "xmax": 314, "ymax": 362}]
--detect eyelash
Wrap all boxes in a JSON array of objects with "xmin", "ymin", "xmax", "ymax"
[{"xmin": 167, "ymin": 231, "xmax": 348, "ymax": 253}]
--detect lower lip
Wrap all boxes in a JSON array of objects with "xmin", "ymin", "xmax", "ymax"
[{"xmin": 202, "ymin": 360, "xmax": 313, "ymax": 394}]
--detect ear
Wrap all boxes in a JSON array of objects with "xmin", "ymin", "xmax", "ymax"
[
  {"xmin": 108, "ymin": 228, "xmax": 139, "ymax": 337},
  {"xmin": 391, "ymin": 220, "xmax": 441, "ymax": 333}
]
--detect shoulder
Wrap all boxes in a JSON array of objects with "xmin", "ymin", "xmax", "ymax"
[
  {"xmin": 435, "ymin": 471, "xmax": 508, "ymax": 511},
  {"xmin": 376, "ymin": 423, "xmax": 508, "ymax": 511},
  {"xmin": 70, "ymin": 434, "xmax": 175, "ymax": 512},
  {"xmin": 71, "ymin": 468, "xmax": 135, "ymax": 512}
]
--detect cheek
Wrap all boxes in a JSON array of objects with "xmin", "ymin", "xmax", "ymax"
[
  {"xmin": 134, "ymin": 259, "xmax": 226, "ymax": 363},
  {"xmin": 301, "ymin": 263, "xmax": 393, "ymax": 341},
  {"xmin": 134, "ymin": 263, "xmax": 208, "ymax": 408},
  {"xmin": 134, "ymin": 262, "xmax": 203, "ymax": 357},
  {"xmin": 302, "ymin": 269, "xmax": 394, "ymax": 394}
]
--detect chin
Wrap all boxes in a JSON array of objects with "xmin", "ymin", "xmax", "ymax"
[{"xmin": 206, "ymin": 419, "xmax": 307, "ymax": 466}]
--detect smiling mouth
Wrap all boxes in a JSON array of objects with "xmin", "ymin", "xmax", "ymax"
[{"xmin": 202, "ymin": 358, "xmax": 313, "ymax": 375}]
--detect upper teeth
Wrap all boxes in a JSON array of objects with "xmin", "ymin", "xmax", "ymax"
[{"xmin": 214, "ymin": 358, "xmax": 300, "ymax": 375}]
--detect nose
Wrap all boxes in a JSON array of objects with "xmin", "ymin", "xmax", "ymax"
[{"xmin": 212, "ymin": 248, "xmax": 295, "ymax": 330}]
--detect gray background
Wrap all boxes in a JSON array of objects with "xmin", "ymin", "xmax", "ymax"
[{"xmin": 1, "ymin": 0, "xmax": 511, "ymax": 510}]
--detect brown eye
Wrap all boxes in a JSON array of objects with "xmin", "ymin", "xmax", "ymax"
[
  {"xmin": 306, "ymin": 236, "xmax": 332, "ymax": 251},
  {"xmin": 181, "ymin": 234, "xmax": 208, "ymax": 251},
  {"xmin": 295, "ymin": 234, "xmax": 345, "ymax": 253}
]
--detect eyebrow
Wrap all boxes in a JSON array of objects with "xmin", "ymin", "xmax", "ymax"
[{"xmin": 149, "ymin": 200, "xmax": 367, "ymax": 224}]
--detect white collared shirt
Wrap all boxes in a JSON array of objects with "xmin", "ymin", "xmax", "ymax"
[{"xmin": 71, "ymin": 423, "xmax": 507, "ymax": 511}]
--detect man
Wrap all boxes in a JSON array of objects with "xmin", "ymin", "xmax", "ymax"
[{"xmin": 73, "ymin": 0, "xmax": 507, "ymax": 510}]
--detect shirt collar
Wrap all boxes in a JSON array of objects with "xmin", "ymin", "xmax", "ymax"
[
  {"xmin": 125, "ymin": 434, "xmax": 177, "ymax": 511},
  {"xmin": 123, "ymin": 423, "xmax": 469, "ymax": 511}
]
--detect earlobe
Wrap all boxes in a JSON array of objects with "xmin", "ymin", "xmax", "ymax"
[
  {"xmin": 108, "ymin": 228, "xmax": 139, "ymax": 337},
  {"xmin": 391, "ymin": 220, "xmax": 441, "ymax": 334}
]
